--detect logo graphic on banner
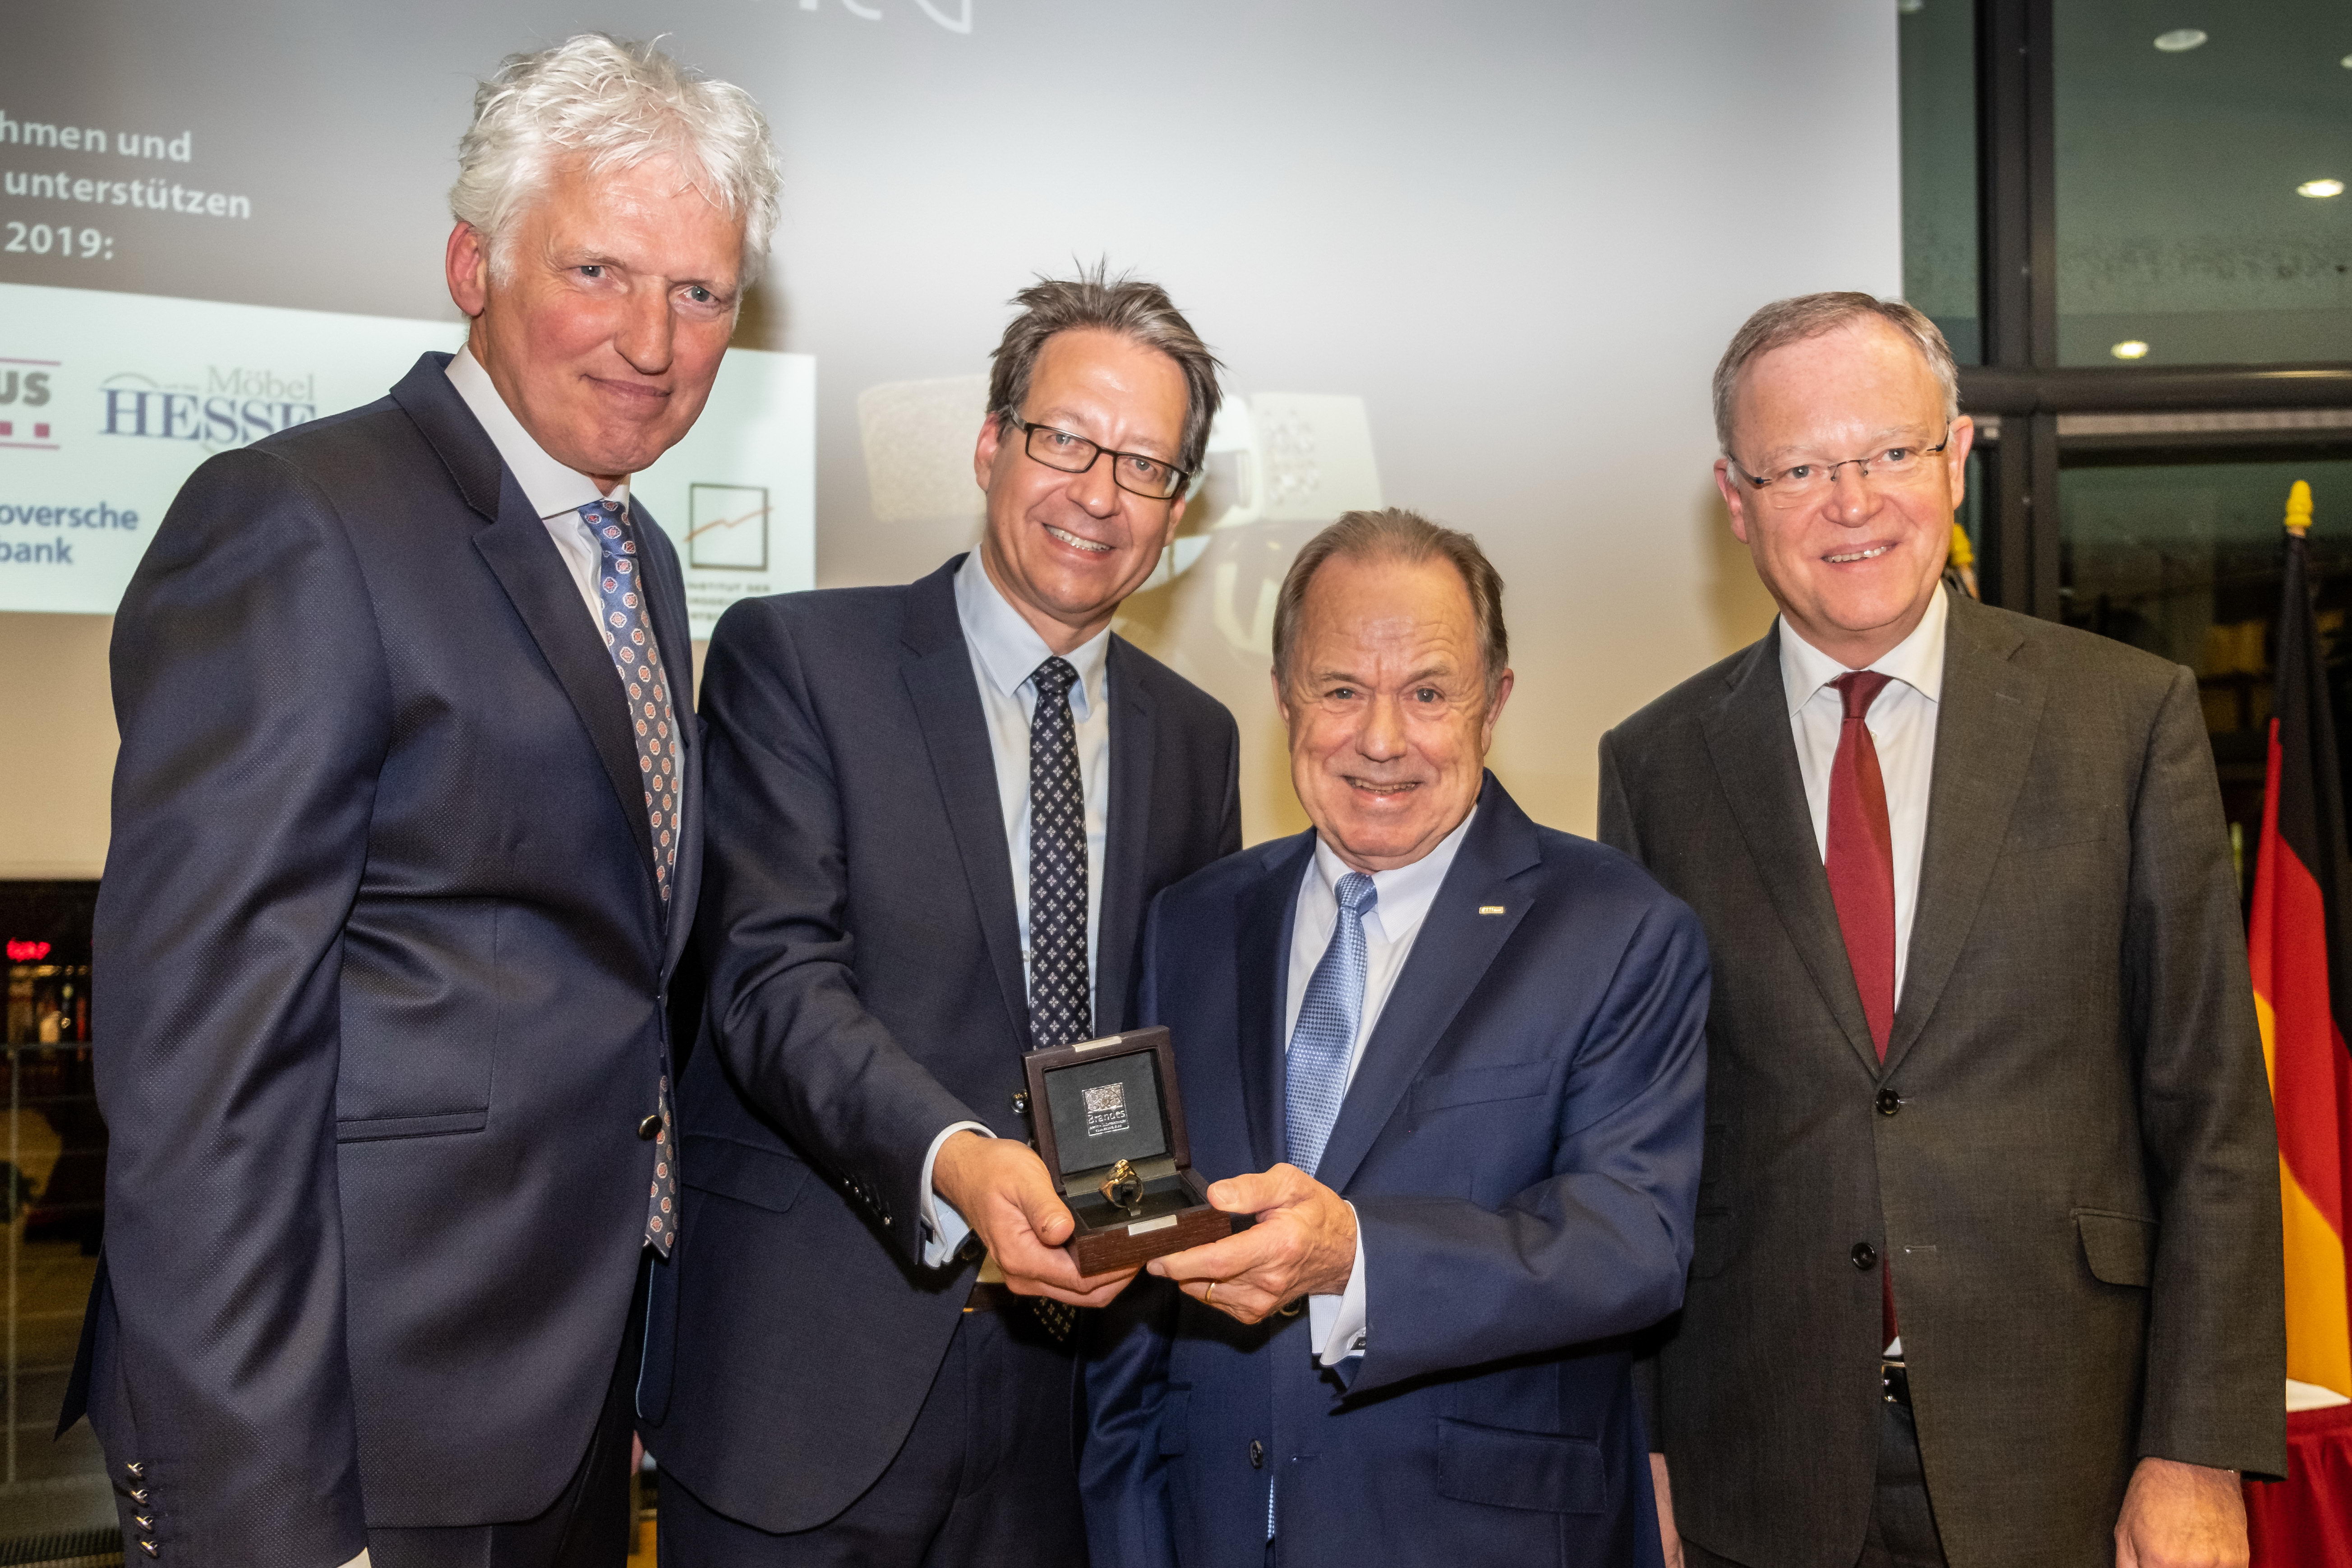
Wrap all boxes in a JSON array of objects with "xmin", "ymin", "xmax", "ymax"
[{"xmin": 687, "ymin": 483, "xmax": 771, "ymax": 572}]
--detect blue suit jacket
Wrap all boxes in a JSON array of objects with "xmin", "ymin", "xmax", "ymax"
[
  {"xmin": 64, "ymin": 354, "xmax": 698, "ymax": 1566},
  {"xmin": 1083, "ymin": 775, "xmax": 1708, "ymax": 1568}
]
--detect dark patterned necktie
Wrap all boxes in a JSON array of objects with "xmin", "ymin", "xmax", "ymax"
[
  {"xmin": 581, "ymin": 498, "xmax": 680, "ymax": 1256},
  {"xmin": 1027, "ymin": 656, "xmax": 1090, "ymax": 1051},
  {"xmin": 1024, "ymin": 656, "xmax": 1087, "ymax": 1340}
]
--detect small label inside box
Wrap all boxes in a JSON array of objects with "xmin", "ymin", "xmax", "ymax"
[{"xmin": 1082, "ymin": 1082, "xmax": 1130, "ymax": 1139}]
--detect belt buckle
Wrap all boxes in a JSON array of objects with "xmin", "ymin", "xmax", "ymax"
[{"xmin": 1880, "ymin": 1357, "xmax": 1911, "ymax": 1407}]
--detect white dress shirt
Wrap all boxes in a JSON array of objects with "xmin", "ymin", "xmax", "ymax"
[
  {"xmin": 918, "ymin": 551, "xmax": 1115, "ymax": 1266},
  {"xmin": 443, "ymin": 347, "xmax": 632, "ymax": 628},
  {"xmin": 331, "ymin": 354, "xmax": 650, "ymax": 1568},
  {"xmin": 1778, "ymin": 585, "xmax": 1947, "ymax": 1003},
  {"xmin": 1778, "ymin": 584, "xmax": 1947, "ymax": 1357},
  {"xmin": 1283, "ymin": 809, "xmax": 1476, "ymax": 1366}
]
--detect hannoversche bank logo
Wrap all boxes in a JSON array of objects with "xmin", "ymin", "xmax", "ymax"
[{"xmin": 101, "ymin": 365, "xmax": 317, "ymax": 453}]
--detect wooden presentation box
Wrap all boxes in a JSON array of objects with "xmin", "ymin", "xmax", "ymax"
[{"xmin": 1024, "ymin": 1025, "xmax": 1236, "ymax": 1275}]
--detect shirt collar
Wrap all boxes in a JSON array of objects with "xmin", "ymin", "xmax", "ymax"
[
  {"xmin": 1310, "ymin": 806, "xmax": 1478, "ymax": 943},
  {"xmin": 1778, "ymin": 581, "xmax": 1950, "ymax": 716},
  {"xmin": 445, "ymin": 347, "xmax": 628, "ymax": 520},
  {"xmin": 953, "ymin": 550, "xmax": 1111, "ymax": 720}
]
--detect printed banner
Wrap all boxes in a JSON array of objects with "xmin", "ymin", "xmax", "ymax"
[{"xmin": 0, "ymin": 281, "xmax": 813, "ymax": 633}]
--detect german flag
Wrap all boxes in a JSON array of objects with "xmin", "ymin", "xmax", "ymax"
[{"xmin": 2252, "ymin": 480, "xmax": 2352, "ymax": 1401}]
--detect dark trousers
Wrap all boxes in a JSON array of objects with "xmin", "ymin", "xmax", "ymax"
[
  {"xmin": 658, "ymin": 1299, "xmax": 1087, "ymax": 1568},
  {"xmin": 369, "ymin": 1262, "xmax": 648, "ymax": 1568},
  {"xmin": 1682, "ymin": 1399, "xmax": 1949, "ymax": 1568}
]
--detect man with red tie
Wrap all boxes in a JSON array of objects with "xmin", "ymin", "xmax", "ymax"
[{"xmin": 1598, "ymin": 293, "xmax": 2284, "ymax": 1568}]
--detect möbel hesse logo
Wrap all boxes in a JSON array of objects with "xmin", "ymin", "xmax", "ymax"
[{"xmin": 101, "ymin": 364, "xmax": 316, "ymax": 452}]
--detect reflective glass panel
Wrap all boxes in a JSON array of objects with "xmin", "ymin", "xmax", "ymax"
[
  {"xmin": 0, "ymin": 882, "xmax": 114, "ymax": 1557},
  {"xmin": 2061, "ymin": 455, "xmax": 2352, "ymax": 892},
  {"xmin": 1901, "ymin": 0, "xmax": 1983, "ymax": 364},
  {"xmin": 2055, "ymin": 3, "xmax": 2352, "ymax": 365}
]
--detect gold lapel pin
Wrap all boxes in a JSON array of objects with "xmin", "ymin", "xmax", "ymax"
[{"xmin": 1478, "ymin": 905, "xmax": 1506, "ymax": 915}]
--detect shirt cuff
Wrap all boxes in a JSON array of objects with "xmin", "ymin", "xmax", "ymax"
[
  {"xmin": 340, "ymin": 1552, "xmax": 371, "ymax": 1568},
  {"xmin": 1308, "ymin": 1203, "xmax": 1368, "ymax": 1367},
  {"xmin": 918, "ymin": 1121, "xmax": 995, "ymax": 1269}
]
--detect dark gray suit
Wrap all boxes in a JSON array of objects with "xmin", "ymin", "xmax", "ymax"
[
  {"xmin": 65, "ymin": 354, "xmax": 697, "ymax": 1567},
  {"xmin": 1598, "ymin": 591, "xmax": 2285, "ymax": 1568}
]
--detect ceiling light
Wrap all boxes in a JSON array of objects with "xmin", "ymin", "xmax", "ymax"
[
  {"xmin": 2111, "ymin": 340, "xmax": 2151, "ymax": 360},
  {"xmin": 2299, "ymin": 178, "xmax": 2346, "ymax": 198},
  {"xmin": 1896, "ymin": 0, "xmax": 1924, "ymax": 12},
  {"xmin": 2153, "ymin": 28, "xmax": 2208, "ymax": 52}
]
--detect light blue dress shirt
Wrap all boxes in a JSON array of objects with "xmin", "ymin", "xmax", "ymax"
[{"xmin": 918, "ymin": 551, "xmax": 1113, "ymax": 1266}]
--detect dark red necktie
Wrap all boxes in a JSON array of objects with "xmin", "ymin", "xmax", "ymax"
[
  {"xmin": 1826, "ymin": 672, "xmax": 1897, "ymax": 1057},
  {"xmin": 1826, "ymin": 670, "xmax": 1899, "ymax": 1345}
]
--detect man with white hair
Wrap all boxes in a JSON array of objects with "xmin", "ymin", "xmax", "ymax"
[{"xmin": 60, "ymin": 35, "xmax": 778, "ymax": 1568}]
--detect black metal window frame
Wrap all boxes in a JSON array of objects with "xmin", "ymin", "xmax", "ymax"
[{"xmin": 1960, "ymin": 0, "xmax": 2352, "ymax": 620}]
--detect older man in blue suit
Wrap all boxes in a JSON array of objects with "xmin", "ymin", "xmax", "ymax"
[{"xmin": 1083, "ymin": 508, "xmax": 1711, "ymax": 1568}]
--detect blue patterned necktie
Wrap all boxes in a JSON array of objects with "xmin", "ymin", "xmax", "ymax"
[
  {"xmin": 581, "ymin": 497, "xmax": 680, "ymax": 1257},
  {"xmin": 1268, "ymin": 869, "xmax": 1375, "ymax": 1541},
  {"xmin": 1027, "ymin": 656, "xmax": 1090, "ymax": 1051},
  {"xmin": 1285, "ymin": 870, "xmax": 1377, "ymax": 1178}
]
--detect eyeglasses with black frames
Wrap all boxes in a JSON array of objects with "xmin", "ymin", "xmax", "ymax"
[
  {"xmin": 1007, "ymin": 416, "xmax": 1189, "ymax": 501},
  {"xmin": 1730, "ymin": 428, "xmax": 1953, "ymax": 501}
]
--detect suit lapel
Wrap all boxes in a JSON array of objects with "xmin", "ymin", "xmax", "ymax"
[
  {"xmin": 900, "ymin": 561, "xmax": 1033, "ymax": 1050},
  {"xmin": 1884, "ymin": 597, "xmax": 2042, "ymax": 1071},
  {"xmin": 1093, "ymin": 638, "xmax": 1154, "ymax": 1036},
  {"xmin": 1233, "ymin": 834, "xmax": 1313, "ymax": 1173},
  {"xmin": 474, "ymin": 508, "xmax": 660, "ymax": 884},
  {"xmin": 1314, "ymin": 776, "xmax": 1540, "ymax": 1197},
  {"xmin": 1702, "ymin": 627, "xmax": 1880, "ymax": 1072},
  {"xmin": 392, "ymin": 349, "xmax": 658, "ymax": 890}
]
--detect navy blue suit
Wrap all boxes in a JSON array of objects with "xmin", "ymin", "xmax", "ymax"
[
  {"xmin": 1083, "ymin": 776, "xmax": 1708, "ymax": 1568},
  {"xmin": 638, "ymin": 558, "xmax": 1240, "ymax": 1539},
  {"xmin": 65, "ymin": 354, "xmax": 696, "ymax": 1567}
]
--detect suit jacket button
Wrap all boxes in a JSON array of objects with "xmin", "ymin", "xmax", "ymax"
[
  {"xmin": 1875, "ymin": 1088, "xmax": 1901, "ymax": 1116},
  {"xmin": 1249, "ymin": 1440, "xmax": 1265, "ymax": 1470},
  {"xmin": 125, "ymin": 1461, "xmax": 144, "ymax": 1478},
  {"xmin": 129, "ymin": 1488, "xmax": 149, "ymax": 1504},
  {"xmin": 134, "ymin": 1516, "xmax": 154, "ymax": 1532},
  {"xmin": 138, "ymin": 1542, "xmax": 159, "ymax": 1559},
  {"xmin": 638, "ymin": 1114, "xmax": 662, "ymax": 1140},
  {"xmin": 1851, "ymin": 1241, "xmax": 1878, "ymax": 1271}
]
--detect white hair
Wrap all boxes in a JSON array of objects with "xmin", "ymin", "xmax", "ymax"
[{"xmin": 452, "ymin": 34, "xmax": 781, "ymax": 285}]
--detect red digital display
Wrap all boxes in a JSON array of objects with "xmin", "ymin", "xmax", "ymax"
[{"xmin": 5, "ymin": 940, "xmax": 53, "ymax": 963}]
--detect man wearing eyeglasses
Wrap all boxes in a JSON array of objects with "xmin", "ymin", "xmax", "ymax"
[
  {"xmin": 639, "ymin": 268, "xmax": 1241, "ymax": 1566},
  {"xmin": 1599, "ymin": 293, "xmax": 2283, "ymax": 1568}
]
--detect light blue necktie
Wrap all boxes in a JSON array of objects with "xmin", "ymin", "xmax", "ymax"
[
  {"xmin": 1285, "ymin": 870, "xmax": 1376, "ymax": 1179},
  {"xmin": 1272, "ymin": 868, "xmax": 1376, "ymax": 1538}
]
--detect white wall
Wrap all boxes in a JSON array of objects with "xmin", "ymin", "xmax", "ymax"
[{"xmin": 0, "ymin": 0, "xmax": 1900, "ymax": 875}]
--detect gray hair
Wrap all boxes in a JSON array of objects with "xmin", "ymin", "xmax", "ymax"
[
  {"xmin": 1711, "ymin": 292, "xmax": 1960, "ymax": 457},
  {"xmin": 986, "ymin": 264, "xmax": 1223, "ymax": 485},
  {"xmin": 1272, "ymin": 508, "xmax": 1510, "ymax": 701},
  {"xmin": 452, "ymin": 35, "xmax": 782, "ymax": 285}
]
